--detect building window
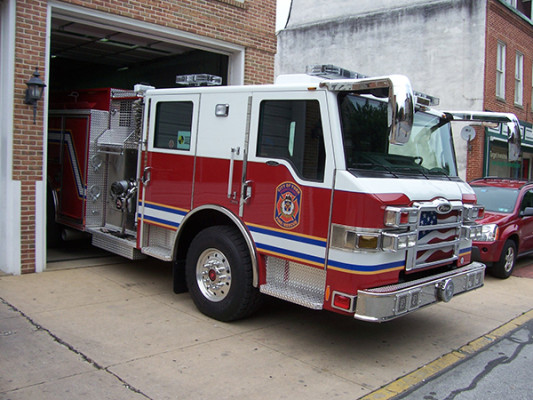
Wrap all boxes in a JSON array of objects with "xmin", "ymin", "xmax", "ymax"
[
  {"xmin": 515, "ymin": 52, "xmax": 523, "ymax": 106},
  {"xmin": 503, "ymin": 0, "xmax": 517, "ymax": 7},
  {"xmin": 531, "ymin": 65, "xmax": 533, "ymax": 112},
  {"xmin": 496, "ymin": 42, "xmax": 506, "ymax": 99}
]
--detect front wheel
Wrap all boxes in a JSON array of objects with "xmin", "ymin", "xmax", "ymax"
[
  {"xmin": 185, "ymin": 225, "xmax": 262, "ymax": 321},
  {"xmin": 491, "ymin": 240, "xmax": 516, "ymax": 279}
]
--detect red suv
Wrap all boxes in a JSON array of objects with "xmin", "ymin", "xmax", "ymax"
[{"xmin": 470, "ymin": 178, "xmax": 533, "ymax": 279}]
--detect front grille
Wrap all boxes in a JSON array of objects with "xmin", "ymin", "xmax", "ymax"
[{"xmin": 406, "ymin": 202, "xmax": 463, "ymax": 271}]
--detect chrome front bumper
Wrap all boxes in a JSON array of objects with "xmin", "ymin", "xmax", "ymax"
[{"xmin": 354, "ymin": 262, "xmax": 485, "ymax": 322}]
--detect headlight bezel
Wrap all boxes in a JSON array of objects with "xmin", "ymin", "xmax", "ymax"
[{"xmin": 477, "ymin": 223, "xmax": 499, "ymax": 242}]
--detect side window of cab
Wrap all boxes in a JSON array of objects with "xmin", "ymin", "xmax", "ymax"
[{"xmin": 256, "ymin": 99, "xmax": 326, "ymax": 181}]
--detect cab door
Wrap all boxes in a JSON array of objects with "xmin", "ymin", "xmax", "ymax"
[
  {"xmin": 138, "ymin": 94, "xmax": 199, "ymax": 251},
  {"xmin": 243, "ymin": 91, "xmax": 335, "ymax": 276}
]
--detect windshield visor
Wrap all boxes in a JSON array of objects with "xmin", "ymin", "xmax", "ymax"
[{"xmin": 339, "ymin": 93, "xmax": 457, "ymax": 178}]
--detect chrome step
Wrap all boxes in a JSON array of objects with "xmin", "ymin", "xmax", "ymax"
[{"xmin": 89, "ymin": 228, "xmax": 145, "ymax": 260}]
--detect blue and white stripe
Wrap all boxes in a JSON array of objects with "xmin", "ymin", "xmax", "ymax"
[{"xmin": 138, "ymin": 201, "xmax": 187, "ymax": 230}]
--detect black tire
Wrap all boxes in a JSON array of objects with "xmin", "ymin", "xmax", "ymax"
[
  {"xmin": 491, "ymin": 240, "xmax": 516, "ymax": 279},
  {"xmin": 185, "ymin": 225, "xmax": 262, "ymax": 321}
]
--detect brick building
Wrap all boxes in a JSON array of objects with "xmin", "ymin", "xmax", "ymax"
[
  {"xmin": 276, "ymin": 0, "xmax": 532, "ymax": 182},
  {"xmin": 0, "ymin": 0, "xmax": 276, "ymax": 275},
  {"xmin": 469, "ymin": 0, "xmax": 533, "ymax": 181}
]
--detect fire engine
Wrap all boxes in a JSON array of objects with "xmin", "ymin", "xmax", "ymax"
[{"xmin": 47, "ymin": 65, "xmax": 522, "ymax": 322}]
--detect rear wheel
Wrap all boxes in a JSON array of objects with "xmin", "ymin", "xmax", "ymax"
[
  {"xmin": 185, "ymin": 225, "xmax": 262, "ymax": 321},
  {"xmin": 491, "ymin": 240, "xmax": 516, "ymax": 279}
]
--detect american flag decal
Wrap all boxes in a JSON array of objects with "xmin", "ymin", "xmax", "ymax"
[{"xmin": 415, "ymin": 210, "xmax": 459, "ymax": 267}]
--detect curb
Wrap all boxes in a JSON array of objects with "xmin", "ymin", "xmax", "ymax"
[{"xmin": 360, "ymin": 308, "xmax": 533, "ymax": 400}]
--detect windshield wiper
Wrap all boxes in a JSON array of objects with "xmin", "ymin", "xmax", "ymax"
[
  {"xmin": 349, "ymin": 162, "xmax": 400, "ymax": 178},
  {"xmin": 394, "ymin": 165, "xmax": 428, "ymax": 177}
]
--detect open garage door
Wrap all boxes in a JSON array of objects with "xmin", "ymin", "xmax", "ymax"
[{"xmin": 49, "ymin": 14, "xmax": 239, "ymax": 91}]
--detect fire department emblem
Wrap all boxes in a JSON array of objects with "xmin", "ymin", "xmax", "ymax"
[{"xmin": 274, "ymin": 182, "xmax": 302, "ymax": 229}]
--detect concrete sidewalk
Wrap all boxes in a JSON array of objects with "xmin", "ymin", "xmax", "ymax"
[{"xmin": 1, "ymin": 256, "xmax": 533, "ymax": 400}]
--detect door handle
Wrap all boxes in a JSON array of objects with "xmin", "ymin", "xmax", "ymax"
[
  {"xmin": 141, "ymin": 166, "xmax": 152, "ymax": 186},
  {"xmin": 243, "ymin": 180, "xmax": 253, "ymax": 202},
  {"xmin": 227, "ymin": 147, "xmax": 240, "ymax": 199}
]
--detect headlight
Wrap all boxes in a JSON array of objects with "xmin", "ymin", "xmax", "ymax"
[
  {"xmin": 478, "ymin": 223, "xmax": 499, "ymax": 242},
  {"xmin": 464, "ymin": 204, "xmax": 485, "ymax": 221},
  {"xmin": 331, "ymin": 225, "xmax": 381, "ymax": 251},
  {"xmin": 384, "ymin": 207, "xmax": 418, "ymax": 227},
  {"xmin": 382, "ymin": 231, "xmax": 417, "ymax": 252}
]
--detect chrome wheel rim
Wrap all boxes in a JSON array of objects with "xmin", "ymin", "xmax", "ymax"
[
  {"xmin": 196, "ymin": 248, "xmax": 231, "ymax": 302},
  {"xmin": 503, "ymin": 247, "xmax": 515, "ymax": 273}
]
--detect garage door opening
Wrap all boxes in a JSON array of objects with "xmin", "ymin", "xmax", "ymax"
[
  {"xmin": 46, "ymin": 6, "xmax": 243, "ymax": 264},
  {"xmin": 50, "ymin": 16, "xmax": 229, "ymax": 91}
]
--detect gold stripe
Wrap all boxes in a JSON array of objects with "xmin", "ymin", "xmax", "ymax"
[{"xmin": 247, "ymin": 222, "xmax": 327, "ymax": 243}]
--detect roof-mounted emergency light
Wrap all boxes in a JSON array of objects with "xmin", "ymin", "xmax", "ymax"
[
  {"xmin": 413, "ymin": 91, "xmax": 440, "ymax": 107},
  {"xmin": 306, "ymin": 64, "xmax": 439, "ymax": 106},
  {"xmin": 306, "ymin": 64, "xmax": 368, "ymax": 80},
  {"xmin": 176, "ymin": 74, "xmax": 223, "ymax": 87}
]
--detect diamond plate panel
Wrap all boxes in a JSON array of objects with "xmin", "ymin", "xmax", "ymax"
[
  {"xmin": 85, "ymin": 110, "xmax": 109, "ymax": 227},
  {"xmin": 90, "ymin": 228, "xmax": 145, "ymax": 260},
  {"xmin": 260, "ymin": 256, "xmax": 326, "ymax": 309}
]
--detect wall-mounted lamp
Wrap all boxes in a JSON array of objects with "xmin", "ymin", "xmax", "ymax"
[{"xmin": 24, "ymin": 68, "xmax": 46, "ymax": 124}]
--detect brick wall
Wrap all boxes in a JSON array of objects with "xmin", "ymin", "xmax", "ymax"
[
  {"xmin": 14, "ymin": 0, "xmax": 276, "ymax": 273},
  {"xmin": 468, "ymin": 0, "xmax": 533, "ymax": 181},
  {"xmin": 60, "ymin": 0, "xmax": 277, "ymax": 84},
  {"xmin": 466, "ymin": 126, "xmax": 485, "ymax": 182},
  {"xmin": 484, "ymin": 0, "xmax": 532, "ymax": 121},
  {"xmin": 14, "ymin": 0, "xmax": 48, "ymax": 273}
]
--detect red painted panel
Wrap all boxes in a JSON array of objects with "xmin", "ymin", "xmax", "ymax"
[
  {"xmin": 193, "ymin": 157, "xmax": 243, "ymax": 216},
  {"xmin": 48, "ymin": 115, "xmax": 91, "ymax": 226},
  {"xmin": 244, "ymin": 162, "xmax": 331, "ymax": 238},
  {"xmin": 144, "ymin": 152, "xmax": 195, "ymax": 210},
  {"xmin": 49, "ymin": 88, "xmax": 113, "ymax": 111},
  {"xmin": 332, "ymin": 190, "xmax": 411, "ymax": 228}
]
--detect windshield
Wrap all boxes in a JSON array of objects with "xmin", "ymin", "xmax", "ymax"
[
  {"xmin": 471, "ymin": 186, "xmax": 519, "ymax": 213},
  {"xmin": 339, "ymin": 93, "xmax": 458, "ymax": 179}
]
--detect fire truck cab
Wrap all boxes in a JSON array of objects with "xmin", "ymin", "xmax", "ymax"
[{"xmin": 47, "ymin": 65, "xmax": 522, "ymax": 322}]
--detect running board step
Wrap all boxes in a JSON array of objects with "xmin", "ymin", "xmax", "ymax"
[
  {"xmin": 260, "ymin": 256, "xmax": 325, "ymax": 310},
  {"xmin": 260, "ymin": 283, "xmax": 323, "ymax": 309},
  {"xmin": 142, "ymin": 246, "xmax": 173, "ymax": 261},
  {"xmin": 90, "ymin": 229, "xmax": 145, "ymax": 260}
]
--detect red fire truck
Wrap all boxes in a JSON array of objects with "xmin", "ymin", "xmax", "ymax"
[{"xmin": 47, "ymin": 65, "xmax": 522, "ymax": 322}]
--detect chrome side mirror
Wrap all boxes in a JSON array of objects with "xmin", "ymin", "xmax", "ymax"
[
  {"xmin": 443, "ymin": 111, "xmax": 522, "ymax": 163},
  {"xmin": 507, "ymin": 118, "xmax": 521, "ymax": 162},
  {"xmin": 388, "ymin": 75, "xmax": 414, "ymax": 145}
]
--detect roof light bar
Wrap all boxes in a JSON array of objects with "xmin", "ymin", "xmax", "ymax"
[
  {"xmin": 306, "ymin": 64, "xmax": 439, "ymax": 106},
  {"xmin": 413, "ymin": 90, "xmax": 440, "ymax": 106},
  {"xmin": 176, "ymin": 74, "xmax": 222, "ymax": 87},
  {"xmin": 306, "ymin": 64, "xmax": 368, "ymax": 80}
]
